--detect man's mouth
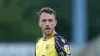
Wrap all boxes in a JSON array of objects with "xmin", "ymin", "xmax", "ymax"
[{"xmin": 45, "ymin": 28, "xmax": 51, "ymax": 30}]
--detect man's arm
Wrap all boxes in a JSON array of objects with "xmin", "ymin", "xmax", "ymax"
[{"xmin": 55, "ymin": 36, "xmax": 71, "ymax": 56}]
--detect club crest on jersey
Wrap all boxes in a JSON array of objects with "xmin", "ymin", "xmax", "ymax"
[
  {"xmin": 64, "ymin": 45, "xmax": 70, "ymax": 54},
  {"xmin": 46, "ymin": 44, "xmax": 50, "ymax": 50}
]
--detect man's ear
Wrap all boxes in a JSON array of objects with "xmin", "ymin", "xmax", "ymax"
[
  {"xmin": 55, "ymin": 20, "xmax": 57, "ymax": 26},
  {"xmin": 38, "ymin": 21, "xmax": 41, "ymax": 27}
]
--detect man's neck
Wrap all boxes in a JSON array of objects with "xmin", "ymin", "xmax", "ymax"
[{"xmin": 42, "ymin": 31, "xmax": 56, "ymax": 41}]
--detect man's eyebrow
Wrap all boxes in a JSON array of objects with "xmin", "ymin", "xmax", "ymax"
[
  {"xmin": 48, "ymin": 19, "xmax": 52, "ymax": 20},
  {"xmin": 42, "ymin": 19, "xmax": 46, "ymax": 20}
]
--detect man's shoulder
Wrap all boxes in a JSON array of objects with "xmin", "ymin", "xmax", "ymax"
[
  {"xmin": 35, "ymin": 38, "xmax": 42, "ymax": 44},
  {"xmin": 54, "ymin": 34, "xmax": 68, "ymax": 45},
  {"xmin": 54, "ymin": 33, "xmax": 71, "ymax": 55},
  {"xmin": 54, "ymin": 33, "xmax": 68, "ymax": 44}
]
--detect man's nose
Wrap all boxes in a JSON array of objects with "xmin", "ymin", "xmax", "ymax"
[{"xmin": 45, "ymin": 21, "xmax": 49, "ymax": 27}]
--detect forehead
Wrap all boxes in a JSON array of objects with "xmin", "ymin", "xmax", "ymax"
[{"xmin": 40, "ymin": 12, "xmax": 55, "ymax": 20}]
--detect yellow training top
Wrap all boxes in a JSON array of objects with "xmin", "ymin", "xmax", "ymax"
[{"xmin": 35, "ymin": 32, "xmax": 71, "ymax": 56}]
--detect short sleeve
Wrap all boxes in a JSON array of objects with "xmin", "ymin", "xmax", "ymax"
[{"xmin": 55, "ymin": 36, "xmax": 71, "ymax": 56}]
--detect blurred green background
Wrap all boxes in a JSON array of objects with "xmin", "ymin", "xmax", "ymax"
[
  {"xmin": 0, "ymin": 0, "xmax": 100, "ymax": 42},
  {"xmin": 88, "ymin": 0, "xmax": 100, "ymax": 41}
]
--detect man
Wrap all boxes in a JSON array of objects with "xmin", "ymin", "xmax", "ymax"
[{"xmin": 35, "ymin": 7, "xmax": 71, "ymax": 56}]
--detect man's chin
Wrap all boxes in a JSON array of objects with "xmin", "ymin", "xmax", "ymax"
[
  {"xmin": 45, "ymin": 32, "xmax": 51, "ymax": 35},
  {"xmin": 45, "ymin": 31, "xmax": 52, "ymax": 35}
]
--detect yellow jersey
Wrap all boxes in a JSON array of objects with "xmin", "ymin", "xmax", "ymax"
[{"xmin": 35, "ymin": 33, "xmax": 71, "ymax": 56}]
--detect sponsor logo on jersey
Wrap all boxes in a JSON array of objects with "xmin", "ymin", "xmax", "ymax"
[{"xmin": 64, "ymin": 45, "xmax": 70, "ymax": 54}]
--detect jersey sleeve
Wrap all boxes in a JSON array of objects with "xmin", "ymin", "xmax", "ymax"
[{"xmin": 55, "ymin": 36, "xmax": 71, "ymax": 56}]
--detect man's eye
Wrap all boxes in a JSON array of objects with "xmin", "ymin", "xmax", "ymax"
[
  {"xmin": 48, "ymin": 19, "xmax": 53, "ymax": 22},
  {"xmin": 42, "ymin": 19, "xmax": 46, "ymax": 22}
]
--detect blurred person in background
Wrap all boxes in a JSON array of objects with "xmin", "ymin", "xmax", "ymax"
[
  {"xmin": 35, "ymin": 7, "xmax": 71, "ymax": 56},
  {"xmin": 78, "ymin": 35, "xmax": 100, "ymax": 56}
]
